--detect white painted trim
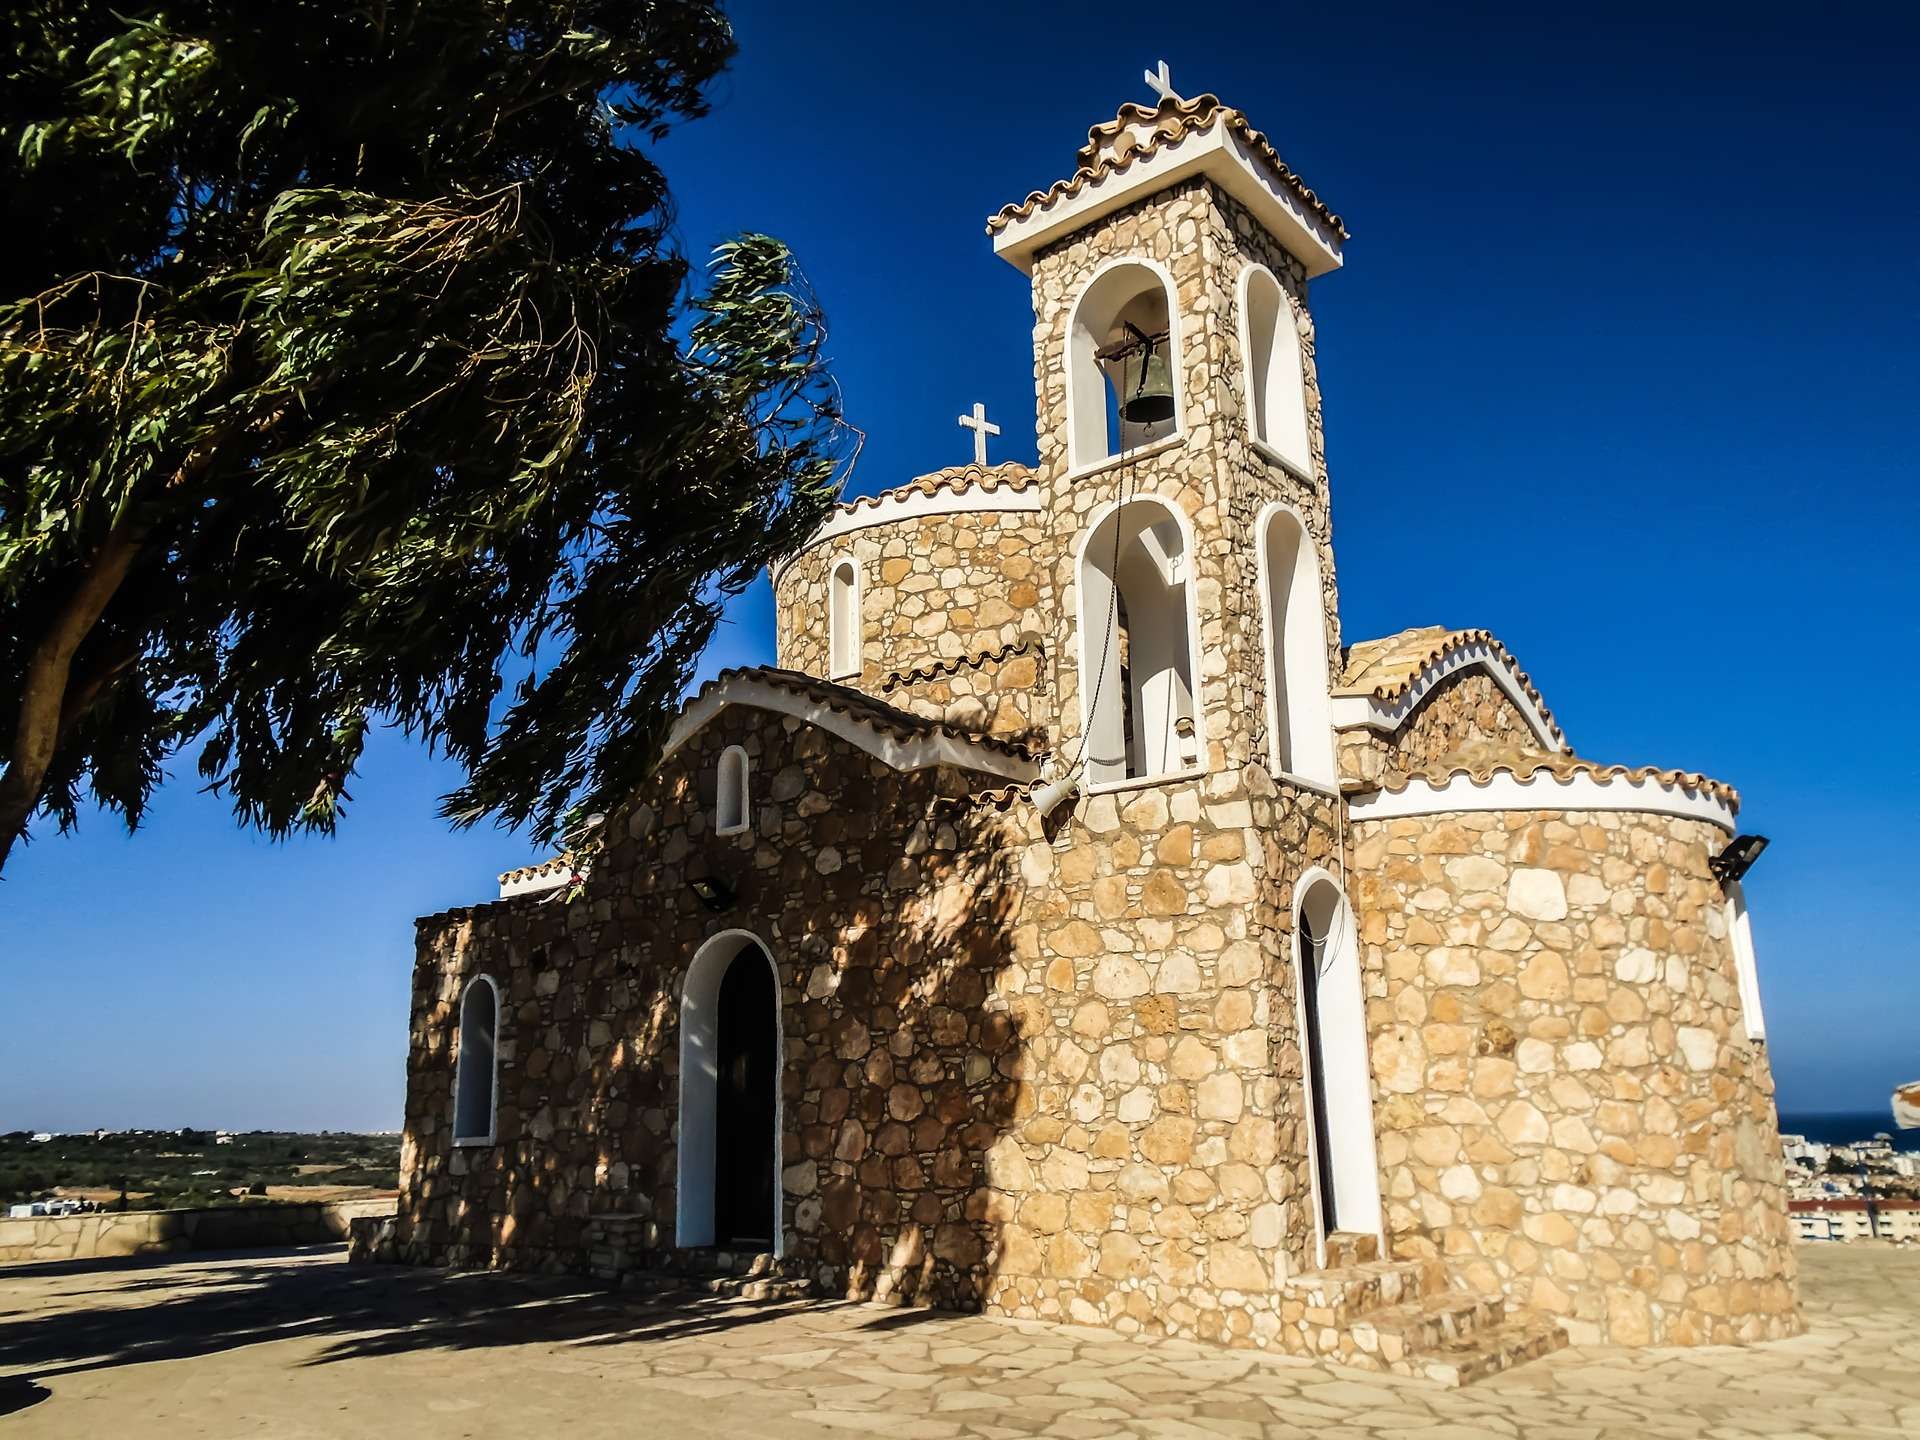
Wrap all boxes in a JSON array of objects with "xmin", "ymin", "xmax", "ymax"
[
  {"xmin": 1066, "ymin": 254, "xmax": 1187, "ymax": 474},
  {"xmin": 1254, "ymin": 501, "xmax": 1338, "ymax": 787},
  {"xmin": 663, "ymin": 674, "xmax": 1040, "ymax": 784},
  {"xmin": 715, "ymin": 745, "xmax": 751, "ymax": 837},
  {"xmin": 1249, "ymin": 436, "xmax": 1315, "ymax": 484},
  {"xmin": 1072, "ymin": 492, "xmax": 1212, "ymax": 789},
  {"xmin": 1084, "ymin": 765, "xmax": 1207, "ymax": 798},
  {"xmin": 1291, "ymin": 869, "xmax": 1386, "ymax": 1270},
  {"xmin": 1726, "ymin": 879, "xmax": 1767, "ymax": 1042},
  {"xmin": 1330, "ymin": 638, "xmax": 1561, "ymax": 752},
  {"xmin": 828, "ymin": 553, "xmax": 861, "ymax": 680},
  {"xmin": 676, "ymin": 931, "xmax": 784, "ymax": 1255},
  {"xmin": 1063, "ymin": 430, "xmax": 1187, "ymax": 484},
  {"xmin": 993, "ymin": 119, "xmax": 1344, "ymax": 278},
  {"xmin": 1349, "ymin": 768, "xmax": 1738, "ymax": 833},
  {"xmin": 452, "ymin": 973, "xmax": 501, "ymax": 1147},
  {"xmin": 771, "ymin": 487, "xmax": 1043, "ymax": 584},
  {"xmin": 1236, "ymin": 264, "xmax": 1313, "ymax": 475}
]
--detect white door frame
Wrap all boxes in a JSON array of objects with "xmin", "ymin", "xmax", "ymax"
[{"xmin": 676, "ymin": 929, "xmax": 784, "ymax": 1254}]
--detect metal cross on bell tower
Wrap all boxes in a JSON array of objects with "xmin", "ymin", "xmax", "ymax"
[{"xmin": 957, "ymin": 402, "xmax": 1000, "ymax": 466}]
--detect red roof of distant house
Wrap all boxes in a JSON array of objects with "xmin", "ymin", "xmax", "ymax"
[{"xmin": 1789, "ymin": 1198, "xmax": 1920, "ymax": 1212}]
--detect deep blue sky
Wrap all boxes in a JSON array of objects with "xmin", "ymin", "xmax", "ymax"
[{"xmin": 3, "ymin": 2, "xmax": 1914, "ymax": 1129}]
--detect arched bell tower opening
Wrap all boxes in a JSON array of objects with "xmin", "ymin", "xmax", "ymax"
[
  {"xmin": 1258, "ymin": 503, "xmax": 1337, "ymax": 785},
  {"xmin": 1067, "ymin": 257, "xmax": 1184, "ymax": 470},
  {"xmin": 1076, "ymin": 495, "xmax": 1205, "ymax": 787}
]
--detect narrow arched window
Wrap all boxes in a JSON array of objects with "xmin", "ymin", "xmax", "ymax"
[
  {"xmin": 829, "ymin": 557, "xmax": 859, "ymax": 678},
  {"xmin": 1259, "ymin": 506, "xmax": 1336, "ymax": 784},
  {"xmin": 716, "ymin": 745, "xmax": 751, "ymax": 836},
  {"xmin": 1068, "ymin": 260, "xmax": 1183, "ymax": 471},
  {"xmin": 1726, "ymin": 880, "xmax": 1767, "ymax": 1042},
  {"xmin": 1239, "ymin": 265, "xmax": 1312, "ymax": 475},
  {"xmin": 1078, "ymin": 497, "xmax": 1202, "ymax": 786},
  {"xmin": 453, "ymin": 976, "xmax": 499, "ymax": 1144}
]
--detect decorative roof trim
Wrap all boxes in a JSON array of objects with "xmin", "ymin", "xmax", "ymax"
[
  {"xmin": 880, "ymin": 636, "xmax": 1045, "ymax": 693},
  {"xmin": 1350, "ymin": 761, "xmax": 1739, "ymax": 834},
  {"xmin": 498, "ymin": 854, "xmax": 575, "ymax": 899},
  {"xmin": 772, "ymin": 464, "xmax": 1042, "ymax": 584},
  {"xmin": 1331, "ymin": 631, "xmax": 1566, "ymax": 751},
  {"xmin": 988, "ymin": 95, "xmax": 1346, "ymax": 277},
  {"xmin": 663, "ymin": 668, "xmax": 1044, "ymax": 783}
]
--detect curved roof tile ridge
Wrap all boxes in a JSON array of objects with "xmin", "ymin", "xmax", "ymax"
[
  {"xmin": 685, "ymin": 664, "xmax": 1049, "ymax": 765},
  {"xmin": 1375, "ymin": 741, "xmax": 1741, "ymax": 811},
  {"xmin": 987, "ymin": 93, "xmax": 1348, "ymax": 241},
  {"xmin": 1337, "ymin": 625, "xmax": 1567, "ymax": 750},
  {"xmin": 879, "ymin": 635, "xmax": 1046, "ymax": 692},
  {"xmin": 827, "ymin": 461, "xmax": 1036, "ymax": 518}
]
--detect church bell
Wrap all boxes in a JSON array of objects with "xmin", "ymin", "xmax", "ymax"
[{"xmin": 1100, "ymin": 322, "xmax": 1175, "ymax": 427}]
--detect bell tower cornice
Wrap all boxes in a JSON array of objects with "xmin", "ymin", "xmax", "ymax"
[{"xmin": 986, "ymin": 92, "xmax": 1347, "ymax": 278}]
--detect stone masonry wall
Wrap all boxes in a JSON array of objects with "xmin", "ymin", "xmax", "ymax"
[
  {"xmin": 1338, "ymin": 671, "xmax": 1545, "ymax": 789},
  {"xmin": 874, "ymin": 640, "xmax": 1052, "ymax": 742},
  {"xmin": 773, "ymin": 505, "xmax": 1051, "ymax": 746},
  {"xmin": 1353, "ymin": 806, "xmax": 1800, "ymax": 1346}
]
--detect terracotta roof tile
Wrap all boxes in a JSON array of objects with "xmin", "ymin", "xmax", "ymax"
[
  {"xmin": 1337, "ymin": 625, "xmax": 1567, "ymax": 750},
  {"xmin": 684, "ymin": 665, "xmax": 1049, "ymax": 766},
  {"xmin": 879, "ymin": 635, "xmax": 1045, "ymax": 693},
  {"xmin": 828, "ymin": 462, "xmax": 1035, "ymax": 518},
  {"xmin": 1375, "ymin": 740, "xmax": 1741, "ymax": 811},
  {"xmin": 987, "ymin": 94, "xmax": 1348, "ymax": 241}
]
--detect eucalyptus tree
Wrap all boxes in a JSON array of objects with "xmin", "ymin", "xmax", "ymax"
[{"xmin": 0, "ymin": 1, "xmax": 850, "ymax": 873}]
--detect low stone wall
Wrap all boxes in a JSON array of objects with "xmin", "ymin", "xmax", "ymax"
[{"xmin": 0, "ymin": 1198, "xmax": 396, "ymax": 1266}]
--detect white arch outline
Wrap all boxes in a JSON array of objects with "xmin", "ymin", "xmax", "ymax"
[
  {"xmin": 1291, "ymin": 868, "xmax": 1384, "ymax": 1266},
  {"xmin": 1235, "ymin": 262, "xmax": 1313, "ymax": 477},
  {"xmin": 676, "ymin": 929, "xmax": 784, "ymax": 1254},
  {"xmin": 452, "ymin": 973, "xmax": 502, "ymax": 1147},
  {"xmin": 715, "ymin": 744, "xmax": 751, "ymax": 837},
  {"xmin": 1071, "ymin": 490, "xmax": 1212, "ymax": 792},
  {"xmin": 1065, "ymin": 254, "xmax": 1187, "ymax": 474},
  {"xmin": 828, "ymin": 553, "xmax": 861, "ymax": 679},
  {"xmin": 1254, "ymin": 500, "xmax": 1338, "ymax": 786}
]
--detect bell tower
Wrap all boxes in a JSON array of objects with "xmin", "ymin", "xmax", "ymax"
[{"xmin": 987, "ymin": 75, "xmax": 1350, "ymax": 788}]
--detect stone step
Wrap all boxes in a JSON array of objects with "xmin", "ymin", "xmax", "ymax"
[
  {"xmin": 1278, "ymin": 1256, "xmax": 1446, "ymax": 1327},
  {"xmin": 1404, "ymin": 1313, "xmax": 1569, "ymax": 1388},
  {"xmin": 641, "ymin": 1246, "xmax": 782, "ymax": 1279},
  {"xmin": 1347, "ymin": 1291, "xmax": 1506, "ymax": 1365},
  {"xmin": 616, "ymin": 1268, "xmax": 817, "ymax": 1303},
  {"xmin": 1323, "ymin": 1230, "xmax": 1379, "ymax": 1267}
]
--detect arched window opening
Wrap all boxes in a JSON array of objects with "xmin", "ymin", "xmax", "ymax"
[
  {"xmin": 1294, "ymin": 875, "xmax": 1383, "ymax": 1256},
  {"xmin": 1259, "ymin": 506, "xmax": 1337, "ymax": 784},
  {"xmin": 1239, "ymin": 265, "xmax": 1312, "ymax": 475},
  {"xmin": 829, "ymin": 558, "xmax": 859, "ymax": 678},
  {"xmin": 1726, "ymin": 880, "xmax": 1767, "ymax": 1042},
  {"xmin": 453, "ymin": 976, "xmax": 499, "ymax": 1145},
  {"xmin": 1079, "ymin": 498, "xmax": 1202, "ymax": 787},
  {"xmin": 716, "ymin": 745, "xmax": 751, "ymax": 836},
  {"xmin": 1068, "ymin": 260, "xmax": 1183, "ymax": 470}
]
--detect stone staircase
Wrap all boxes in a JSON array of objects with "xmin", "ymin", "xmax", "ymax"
[
  {"xmin": 583, "ymin": 1215, "xmax": 816, "ymax": 1301},
  {"xmin": 1276, "ymin": 1231, "xmax": 1567, "ymax": 1387}
]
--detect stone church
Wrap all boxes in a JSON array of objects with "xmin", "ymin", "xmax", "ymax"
[{"xmin": 387, "ymin": 82, "xmax": 1801, "ymax": 1382}]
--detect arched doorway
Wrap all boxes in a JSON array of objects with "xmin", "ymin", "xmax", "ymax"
[
  {"xmin": 1294, "ymin": 873, "xmax": 1384, "ymax": 1260},
  {"xmin": 678, "ymin": 931, "xmax": 782, "ymax": 1252}
]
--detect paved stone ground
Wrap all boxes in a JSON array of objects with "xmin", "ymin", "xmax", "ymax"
[{"xmin": 1, "ymin": 1244, "xmax": 1914, "ymax": 1438}]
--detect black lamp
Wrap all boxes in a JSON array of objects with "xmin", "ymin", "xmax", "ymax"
[
  {"xmin": 687, "ymin": 874, "xmax": 734, "ymax": 913},
  {"xmin": 1709, "ymin": 834, "xmax": 1769, "ymax": 884}
]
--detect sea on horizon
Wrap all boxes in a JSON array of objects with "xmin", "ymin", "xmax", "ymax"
[{"xmin": 1778, "ymin": 1111, "xmax": 1920, "ymax": 1152}]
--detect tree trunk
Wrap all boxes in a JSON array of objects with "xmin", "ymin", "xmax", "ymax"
[{"xmin": 0, "ymin": 523, "xmax": 144, "ymax": 873}]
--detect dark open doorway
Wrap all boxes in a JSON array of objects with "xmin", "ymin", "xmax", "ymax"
[{"xmin": 713, "ymin": 949, "xmax": 777, "ymax": 1249}]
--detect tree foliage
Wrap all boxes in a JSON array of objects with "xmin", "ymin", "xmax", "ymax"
[{"xmin": 0, "ymin": 1, "xmax": 852, "ymax": 871}]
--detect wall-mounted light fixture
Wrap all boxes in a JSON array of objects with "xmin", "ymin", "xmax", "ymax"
[
  {"xmin": 687, "ymin": 875, "xmax": 734, "ymax": 913},
  {"xmin": 1709, "ymin": 834, "xmax": 1769, "ymax": 884}
]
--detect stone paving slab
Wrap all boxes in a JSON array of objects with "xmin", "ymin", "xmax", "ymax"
[{"xmin": 0, "ymin": 1244, "xmax": 1915, "ymax": 1438}]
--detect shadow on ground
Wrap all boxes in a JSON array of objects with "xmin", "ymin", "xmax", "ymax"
[{"xmin": 0, "ymin": 1246, "xmax": 855, "ymax": 1382}]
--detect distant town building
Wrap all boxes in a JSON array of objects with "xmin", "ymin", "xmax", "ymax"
[{"xmin": 1789, "ymin": 1198, "xmax": 1920, "ymax": 1243}]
